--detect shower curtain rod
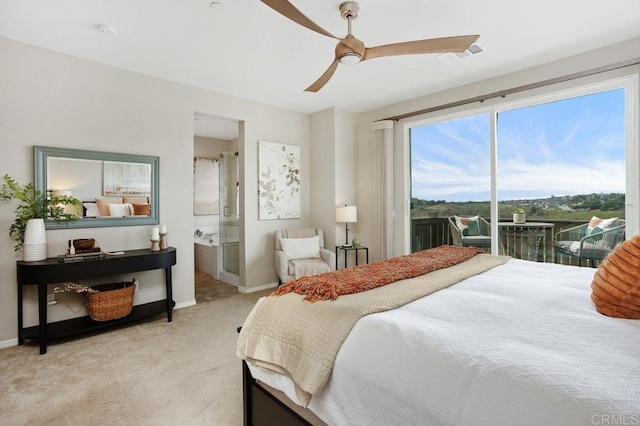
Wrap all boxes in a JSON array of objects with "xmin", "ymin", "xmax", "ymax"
[{"xmin": 383, "ymin": 57, "xmax": 640, "ymax": 122}]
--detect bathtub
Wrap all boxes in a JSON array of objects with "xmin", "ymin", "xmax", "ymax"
[
  {"xmin": 194, "ymin": 226, "xmax": 220, "ymax": 247},
  {"xmin": 194, "ymin": 227, "xmax": 221, "ymax": 278}
]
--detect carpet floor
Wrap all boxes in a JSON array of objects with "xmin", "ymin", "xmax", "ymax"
[
  {"xmin": 0, "ymin": 288, "xmax": 270, "ymax": 425},
  {"xmin": 194, "ymin": 270, "xmax": 240, "ymax": 304}
]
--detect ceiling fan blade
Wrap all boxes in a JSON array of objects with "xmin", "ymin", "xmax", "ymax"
[
  {"xmin": 261, "ymin": 0, "xmax": 338, "ymax": 39},
  {"xmin": 363, "ymin": 35, "xmax": 479, "ymax": 61},
  {"xmin": 305, "ymin": 59, "xmax": 340, "ymax": 92}
]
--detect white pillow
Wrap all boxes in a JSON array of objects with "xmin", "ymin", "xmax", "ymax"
[
  {"xmin": 83, "ymin": 202, "xmax": 100, "ymax": 217},
  {"xmin": 108, "ymin": 202, "xmax": 133, "ymax": 217},
  {"xmin": 588, "ymin": 216, "xmax": 617, "ymax": 229},
  {"xmin": 280, "ymin": 236, "xmax": 321, "ymax": 260}
]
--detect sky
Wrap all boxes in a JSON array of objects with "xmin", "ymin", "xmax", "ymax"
[{"xmin": 410, "ymin": 88, "xmax": 626, "ymax": 202}]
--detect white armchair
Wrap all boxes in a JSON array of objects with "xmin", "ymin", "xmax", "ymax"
[{"xmin": 275, "ymin": 228, "xmax": 336, "ymax": 285}]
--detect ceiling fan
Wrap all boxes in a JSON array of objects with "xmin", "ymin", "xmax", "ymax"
[{"xmin": 261, "ymin": 0, "xmax": 480, "ymax": 92}]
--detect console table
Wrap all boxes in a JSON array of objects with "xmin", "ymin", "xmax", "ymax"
[{"xmin": 17, "ymin": 247, "xmax": 177, "ymax": 354}]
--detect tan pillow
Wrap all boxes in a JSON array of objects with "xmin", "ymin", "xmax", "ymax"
[
  {"xmin": 591, "ymin": 235, "xmax": 640, "ymax": 319},
  {"xmin": 123, "ymin": 196, "xmax": 149, "ymax": 204},
  {"xmin": 95, "ymin": 196, "xmax": 123, "ymax": 216},
  {"xmin": 132, "ymin": 203, "xmax": 151, "ymax": 216}
]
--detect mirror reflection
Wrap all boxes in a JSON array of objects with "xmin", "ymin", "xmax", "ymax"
[{"xmin": 34, "ymin": 146, "xmax": 159, "ymax": 229}]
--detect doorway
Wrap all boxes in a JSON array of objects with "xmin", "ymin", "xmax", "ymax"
[{"xmin": 193, "ymin": 112, "xmax": 241, "ymax": 302}]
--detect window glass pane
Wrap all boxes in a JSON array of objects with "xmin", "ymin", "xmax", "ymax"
[
  {"xmin": 497, "ymin": 89, "xmax": 626, "ymax": 264},
  {"xmin": 410, "ymin": 113, "xmax": 491, "ymax": 252},
  {"xmin": 497, "ymin": 88, "xmax": 625, "ymax": 262}
]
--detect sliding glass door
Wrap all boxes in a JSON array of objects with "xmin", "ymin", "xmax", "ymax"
[
  {"xmin": 410, "ymin": 113, "xmax": 491, "ymax": 252},
  {"xmin": 409, "ymin": 77, "xmax": 635, "ymax": 262}
]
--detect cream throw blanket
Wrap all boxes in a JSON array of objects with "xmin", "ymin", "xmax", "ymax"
[
  {"xmin": 236, "ymin": 253, "xmax": 510, "ymax": 406},
  {"xmin": 291, "ymin": 259, "xmax": 330, "ymax": 279}
]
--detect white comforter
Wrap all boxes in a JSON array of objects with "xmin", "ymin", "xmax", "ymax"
[{"xmin": 249, "ymin": 259, "xmax": 640, "ymax": 426}]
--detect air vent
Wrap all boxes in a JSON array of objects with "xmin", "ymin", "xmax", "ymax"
[{"xmin": 438, "ymin": 42, "xmax": 484, "ymax": 64}]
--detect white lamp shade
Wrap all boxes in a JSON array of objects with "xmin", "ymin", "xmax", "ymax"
[
  {"xmin": 336, "ymin": 206, "xmax": 357, "ymax": 223},
  {"xmin": 53, "ymin": 190, "xmax": 72, "ymax": 196}
]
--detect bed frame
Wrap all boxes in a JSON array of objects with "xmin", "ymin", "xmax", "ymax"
[{"xmin": 242, "ymin": 361, "xmax": 325, "ymax": 426}]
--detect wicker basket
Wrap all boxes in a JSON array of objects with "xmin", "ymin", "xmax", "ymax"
[{"xmin": 84, "ymin": 281, "xmax": 135, "ymax": 321}]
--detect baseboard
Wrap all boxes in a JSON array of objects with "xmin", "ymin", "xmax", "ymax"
[
  {"xmin": 0, "ymin": 338, "xmax": 18, "ymax": 349},
  {"xmin": 218, "ymin": 270, "xmax": 240, "ymax": 287},
  {"xmin": 239, "ymin": 282, "xmax": 278, "ymax": 294},
  {"xmin": 174, "ymin": 299, "xmax": 196, "ymax": 310}
]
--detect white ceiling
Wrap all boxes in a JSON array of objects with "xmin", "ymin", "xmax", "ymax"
[{"xmin": 1, "ymin": 0, "xmax": 640, "ymax": 120}]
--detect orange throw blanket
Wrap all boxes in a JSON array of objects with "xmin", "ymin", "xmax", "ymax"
[
  {"xmin": 591, "ymin": 235, "xmax": 640, "ymax": 319},
  {"xmin": 273, "ymin": 245, "xmax": 485, "ymax": 302}
]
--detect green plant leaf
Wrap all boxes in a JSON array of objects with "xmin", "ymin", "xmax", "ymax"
[{"xmin": 1, "ymin": 174, "xmax": 80, "ymax": 251}]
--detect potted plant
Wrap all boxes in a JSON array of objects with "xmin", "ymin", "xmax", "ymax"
[
  {"xmin": 513, "ymin": 207, "xmax": 526, "ymax": 224},
  {"xmin": 0, "ymin": 174, "xmax": 80, "ymax": 260}
]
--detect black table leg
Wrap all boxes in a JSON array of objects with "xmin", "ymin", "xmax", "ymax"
[
  {"xmin": 38, "ymin": 282, "xmax": 47, "ymax": 355},
  {"xmin": 165, "ymin": 266, "xmax": 173, "ymax": 322},
  {"xmin": 17, "ymin": 281, "xmax": 23, "ymax": 346}
]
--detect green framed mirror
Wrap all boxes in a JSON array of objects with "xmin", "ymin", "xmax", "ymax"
[{"xmin": 34, "ymin": 146, "xmax": 159, "ymax": 229}]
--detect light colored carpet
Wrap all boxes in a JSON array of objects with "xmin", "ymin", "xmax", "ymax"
[{"xmin": 0, "ymin": 289, "xmax": 269, "ymax": 425}]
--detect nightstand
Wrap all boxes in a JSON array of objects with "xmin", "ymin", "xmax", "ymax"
[{"xmin": 335, "ymin": 246, "xmax": 369, "ymax": 269}]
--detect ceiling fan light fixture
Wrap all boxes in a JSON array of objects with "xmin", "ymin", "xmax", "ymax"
[
  {"xmin": 261, "ymin": 0, "xmax": 480, "ymax": 92},
  {"xmin": 339, "ymin": 52, "xmax": 361, "ymax": 65}
]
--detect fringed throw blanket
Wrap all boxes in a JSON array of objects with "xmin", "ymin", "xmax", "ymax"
[
  {"xmin": 273, "ymin": 245, "xmax": 485, "ymax": 302},
  {"xmin": 237, "ymin": 248, "xmax": 510, "ymax": 407}
]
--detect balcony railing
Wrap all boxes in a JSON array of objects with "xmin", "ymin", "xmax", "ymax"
[{"xmin": 411, "ymin": 217, "xmax": 594, "ymax": 266}]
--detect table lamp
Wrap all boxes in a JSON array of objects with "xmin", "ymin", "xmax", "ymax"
[{"xmin": 336, "ymin": 205, "xmax": 357, "ymax": 247}]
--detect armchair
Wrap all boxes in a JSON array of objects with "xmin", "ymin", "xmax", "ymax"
[
  {"xmin": 448, "ymin": 215, "xmax": 491, "ymax": 251},
  {"xmin": 275, "ymin": 228, "xmax": 336, "ymax": 285},
  {"xmin": 554, "ymin": 218, "xmax": 625, "ymax": 267}
]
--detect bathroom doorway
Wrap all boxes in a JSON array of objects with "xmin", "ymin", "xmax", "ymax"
[{"xmin": 193, "ymin": 112, "xmax": 241, "ymax": 302}]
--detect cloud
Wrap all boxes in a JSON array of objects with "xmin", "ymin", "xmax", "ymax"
[
  {"xmin": 410, "ymin": 89, "xmax": 626, "ymax": 201},
  {"xmin": 412, "ymin": 156, "xmax": 624, "ymax": 201}
]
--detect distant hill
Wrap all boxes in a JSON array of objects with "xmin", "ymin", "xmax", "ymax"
[{"xmin": 411, "ymin": 193, "xmax": 624, "ymax": 220}]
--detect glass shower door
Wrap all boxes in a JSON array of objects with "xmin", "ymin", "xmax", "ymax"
[{"xmin": 219, "ymin": 151, "xmax": 239, "ymax": 275}]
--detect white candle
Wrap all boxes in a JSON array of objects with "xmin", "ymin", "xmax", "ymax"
[
  {"xmin": 160, "ymin": 224, "xmax": 167, "ymax": 234},
  {"xmin": 151, "ymin": 227, "xmax": 160, "ymax": 241}
]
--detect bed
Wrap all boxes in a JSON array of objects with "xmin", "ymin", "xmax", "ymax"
[{"xmin": 237, "ymin": 246, "xmax": 640, "ymax": 426}]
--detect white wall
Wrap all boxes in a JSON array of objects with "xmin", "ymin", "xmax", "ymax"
[
  {"xmin": 0, "ymin": 36, "xmax": 310, "ymax": 345},
  {"xmin": 48, "ymin": 157, "xmax": 103, "ymax": 202},
  {"xmin": 310, "ymin": 109, "xmax": 337, "ymax": 250},
  {"xmin": 239, "ymin": 115, "xmax": 311, "ymax": 290},
  {"xmin": 334, "ymin": 109, "xmax": 359, "ymax": 263},
  {"xmin": 356, "ymin": 37, "xmax": 640, "ymax": 262},
  {"xmin": 309, "ymin": 108, "xmax": 358, "ymax": 265},
  {"xmin": 194, "ymin": 135, "xmax": 231, "ymax": 159}
]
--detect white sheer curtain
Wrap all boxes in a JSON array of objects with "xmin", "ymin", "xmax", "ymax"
[{"xmin": 372, "ymin": 120, "xmax": 394, "ymax": 259}]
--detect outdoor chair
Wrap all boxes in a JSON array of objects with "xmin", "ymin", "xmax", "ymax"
[
  {"xmin": 448, "ymin": 215, "xmax": 491, "ymax": 251},
  {"xmin": 554, "ymin": 218, "xmax": 626, "ymax": 267}
]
